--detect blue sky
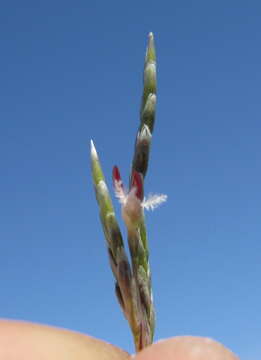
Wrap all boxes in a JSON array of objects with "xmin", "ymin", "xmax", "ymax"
[{"xmin": 0, "ymin": 1, "xmax": 260, "ymax": 358}]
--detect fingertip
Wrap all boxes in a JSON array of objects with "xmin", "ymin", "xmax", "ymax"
[{"xmin": 133, "ymin": 336, "xmax": 239, "ymax": 360}]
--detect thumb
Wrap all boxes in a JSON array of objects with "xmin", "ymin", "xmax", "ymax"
[{"xmin": 133, "ymin": 336, "xmax": 239, "ymax": 360}]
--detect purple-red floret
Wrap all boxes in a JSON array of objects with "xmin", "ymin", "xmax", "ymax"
[{"xmin": 131, "ymin": 171, "xmax": 144, "ymax": 201}]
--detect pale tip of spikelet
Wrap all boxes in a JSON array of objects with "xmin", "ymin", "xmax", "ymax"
[
  {"xmin": 139, "ymin": 124, "xmax": 152, "ymax": 140},
  {"xmin": 97, "ymin": 179, "xmax": 108, "ymax": 195},
  {"xmin": 148, "ymin": 93, "xmax": 156, "ymax": 104},
  {"xmin": 90, "ymin": 139, "xmax": 98, "ymax": 159},
  {"xmin": 148, "ymin": 32, "xmax": 154, "ymax": 39}
]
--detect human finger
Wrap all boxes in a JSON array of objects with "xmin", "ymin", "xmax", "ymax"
[
  {"xmin": 0, "ymin": 319, "xmax": 130, "ymax": 360},
  {"xmin": 133, "ymin": 336, "xmax": 239, "ymax": 360}
]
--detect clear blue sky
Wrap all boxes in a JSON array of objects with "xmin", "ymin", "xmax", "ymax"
[{"xmin": 0, "ymin": 1, "xmax": 260, "ymax": 358}]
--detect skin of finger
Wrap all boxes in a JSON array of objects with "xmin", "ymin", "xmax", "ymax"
[
  {"xmin": 0, "ymin": 319, "xmax": 130, "ymax": 360},
  {"xmin": 133, "ymin": 336, "xmax": 239, "ymax": 360}
]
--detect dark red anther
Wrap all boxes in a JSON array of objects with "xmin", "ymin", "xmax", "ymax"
[
  {"xmin": 112, "ymin": 165, "xmax": 124, "ymax": 194},
  {"xmin": 131, "ymin": 170, "xmax": 144, "ymax": 201},
  {"xmin": 113, "ymin": 165, "xmax": 121, "ymax": 183}
]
